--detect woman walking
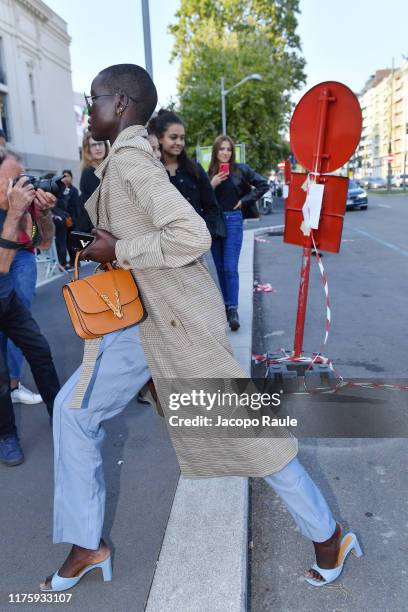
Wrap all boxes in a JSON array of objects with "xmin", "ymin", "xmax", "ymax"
[
  {"xmin": 208, "ymin": 135, "xmax": 269, "ymax": 330},
  {"xmin": 148, "ymin": 110, "xmax": 221, "ymax": 239},
  {"xmin": 40, "ymin": 65, "xmax": 362, "ymax": 593}
]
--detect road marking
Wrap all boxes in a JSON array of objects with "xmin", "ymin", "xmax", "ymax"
[
  {"xmin": 264, "ymin": 330, "xmax": 285, "ymax": 338},
  {"xmin": 377, "ymin": 204, "xmax": 391, "ymax": 209},
  {"xmin": 348, "ymin": 227, "xmax": 408, "ymax": 257}
]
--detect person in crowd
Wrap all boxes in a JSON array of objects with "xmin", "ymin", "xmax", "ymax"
[
  {"xmin": 148, "ymin": 110, "xmax": 221, "ymax": 239},
  {"xmin": 146, "ymin": 129, "xmax": 161, "ymax": 160},
  {"xmin": 77, "ymin": 132, "xmax": 109, "ymax": 232},
  {"xmin": 0, "ymin": 153, "xmax": 57, "ymax": 405},
  {"xmin": 52, "ymin": 171, "xmax": 78, "ymax": 271},
  {"xmin": 0, "ymin": 175, "xmax": 60, "ymax": 467},
  {"xmin": 59, "ymin": 170, "xmax": 80, "ymax": 268},
  {"xmin": 208, "ymin": 135, "xmax": 268, "ymax": 331},
  {"xmin": 40, "ymin": 64, "xmax": 361, "ymax": 593}
]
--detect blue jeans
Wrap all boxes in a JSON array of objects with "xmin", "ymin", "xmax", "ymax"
[
  {"xmin": 6, "ymin": 250, "xmax": 37, "ymax": 379},
  {"xmin": 211, "ymin": 211, "xmax": 243, "ymax": 309}
]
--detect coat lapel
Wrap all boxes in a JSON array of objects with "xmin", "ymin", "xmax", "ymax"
[{"xmin": 84, "ymin": 183, "xmax": 101, "ymax": 227}]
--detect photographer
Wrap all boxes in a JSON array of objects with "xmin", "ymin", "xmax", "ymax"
[
  {"xmin": 0, "ymin": 175, "xmax": 60, "ymax": 467},
  {"xmin": 0, "ymin": 153, "xmax": 56, "ymax": 405}
]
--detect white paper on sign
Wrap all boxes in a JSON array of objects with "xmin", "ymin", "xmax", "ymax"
[
  {"xmin": 282, "ymin": 184, "xmax": 289, "ymax": 198},
  {"xmin": 302, "ymin": 183, "xmax": 324, "ymax": 229}
]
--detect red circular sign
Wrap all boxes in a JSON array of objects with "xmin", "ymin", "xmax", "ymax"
[{"xmin": 290, "ymin": 81, "xmax": 362, "ymax": 173}]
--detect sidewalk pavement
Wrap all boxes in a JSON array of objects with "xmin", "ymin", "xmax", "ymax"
[{"xmin": 145, "ymin": 230, "xmax": 256, "ymax": 612}]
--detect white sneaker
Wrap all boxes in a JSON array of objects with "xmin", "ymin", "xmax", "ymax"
[{"xmin": 11, "ymin": 383, "xmax": 43, "ymax": 405}]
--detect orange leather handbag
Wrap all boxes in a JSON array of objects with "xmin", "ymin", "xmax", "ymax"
[{"xmin": 63, "ymin": 253, "xmax": 147, "ymax": 339}]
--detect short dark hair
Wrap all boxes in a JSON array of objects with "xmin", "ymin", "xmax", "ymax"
[
  {"xmin": 98, "ymin": 64, "xmax": 158, "ymax": 125},
  {"xmin": 62, "ymin": 169, "xmax": 72, "ymax": 177}
]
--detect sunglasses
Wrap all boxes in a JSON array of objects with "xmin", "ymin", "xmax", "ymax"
[{"xmin": 83, "ymin": 92, "xmax": 138, "ymax": 114}]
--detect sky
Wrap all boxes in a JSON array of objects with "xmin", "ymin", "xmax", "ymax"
[{"xmin": 46, "ymin": 0, "xmax": 408, "ymax": 106}]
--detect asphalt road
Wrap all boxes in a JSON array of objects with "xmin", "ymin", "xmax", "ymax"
[{"xmin": 250, "ymin": 194, "xmax": 408, "ymax": 611}]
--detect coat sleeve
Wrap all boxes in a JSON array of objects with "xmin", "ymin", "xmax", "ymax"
[
  {"xmin": 240, "ymin": 164, "xmax": 269, "ymax": 207},
  {"xmin": 197, "ymin": 164, "xmax": 220, "ymax": 237},
  {"xmin": 113, "ymin": 148, "xmax": 212, "ymax": 270}
]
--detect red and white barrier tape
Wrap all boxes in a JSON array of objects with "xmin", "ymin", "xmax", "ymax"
[{"xmin": 311, "ymin": 231, "xmax": 331, "ymax": 347}]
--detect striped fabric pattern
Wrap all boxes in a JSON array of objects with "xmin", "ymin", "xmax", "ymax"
[{"xmin": 78, "ymin": 125, "xmax": 297, "ymax": 478}]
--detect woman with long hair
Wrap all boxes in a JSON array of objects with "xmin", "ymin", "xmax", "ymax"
[
  {"xmin": 148, "ymin": 110, "xmax": 221, "ymax": 239},
  {"xmin": 208, "ymin": 135, "xmax": 268, "ymax": 331},
  {"xmin": 77, "ymin": 131, "xmax": 109, "ymax": 232}
]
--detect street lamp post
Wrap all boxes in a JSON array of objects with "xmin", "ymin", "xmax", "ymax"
[
  {"xmin": 141, "ymin": 0, "xmax": 153, "ymax": 79},
  {"xmin": 220, "ymin": 73, "xmax": 262, "ymax": 134}
]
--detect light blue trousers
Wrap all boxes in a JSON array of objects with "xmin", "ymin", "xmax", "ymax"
[{"xmin": 52, "ymin": 325, "xmax": 335, "ymax": 549}]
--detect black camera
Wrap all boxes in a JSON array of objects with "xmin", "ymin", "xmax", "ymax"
[{"xmin": 12, "ymin": 174, "xmax": 66, "ymax": 198}]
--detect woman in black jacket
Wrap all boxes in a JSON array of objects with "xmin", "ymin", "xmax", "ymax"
[
  {"xmin": 148, "ymin": 110, "xmax": 221, "ymax": 239},
  {"xmin": 208, "ymin": 135, "xmax": 268, "ymax": 330}
]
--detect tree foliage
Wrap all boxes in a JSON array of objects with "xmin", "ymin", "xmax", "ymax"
[{"xmin": 168, "ymin": 0, "xmax": 306, "ymax": 173}]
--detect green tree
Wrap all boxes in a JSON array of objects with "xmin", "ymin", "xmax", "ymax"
[{"xmin": 168, "ymin": 0, "xmax": 305, "ymax": 173}]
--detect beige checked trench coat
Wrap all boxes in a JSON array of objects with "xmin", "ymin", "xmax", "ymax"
[{"xmin": 76, "ymin": 125, "xmax": 297, "ymax": 478}]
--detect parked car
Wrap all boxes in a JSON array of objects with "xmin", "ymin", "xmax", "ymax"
[
  {"xmin": 357, "ymin": 176, "xmax": 369, "ymax": 188},
  {"xmin": 358, "ymin": 176, "xmax": 386, "ymax": 189},
  {"xmin": 346, "ymin": 180, "xmax": 368, "ymax": 210},
  {"xmin": 395, "ymin": 174, "xmax": 408, "ymax": 187},
  {"xmin": 368, "ymin": 176, "xmax": 387, "ymax": 189}
]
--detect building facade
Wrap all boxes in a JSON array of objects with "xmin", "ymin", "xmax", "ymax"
[
  {"xmin": 357, "ymin": 63, "xmax": 408, "ymax": 179},
  {"xmin": 0, "ymin": 0, "xmax": 79, "ymax": 179}
]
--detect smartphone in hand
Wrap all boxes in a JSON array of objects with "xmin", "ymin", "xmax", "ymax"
[
  {"xmin": 68, "ymin": 231, "xmax": 95, "ymax": 252},
  {"xmin": 219, "ymin": 162, "xmax": 230, "ymax": 175}
]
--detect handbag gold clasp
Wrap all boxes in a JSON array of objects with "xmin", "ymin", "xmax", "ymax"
[{"xmin": 98, "ymin": 289, "xmax": 124, "ymax": 319}]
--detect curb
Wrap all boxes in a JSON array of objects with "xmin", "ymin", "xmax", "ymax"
[
  {"xmin": 255, "ymin": 224, "xmax": 284, "ymax": 237},
  {"xmin": 145, "ymin": 229, "xmax": 257, "ymax": 612}
]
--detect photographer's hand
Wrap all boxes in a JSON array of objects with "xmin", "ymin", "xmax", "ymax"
[
  {"xmin": 6, "ymin": 176, "xmax": 35, "ymax": 221},
  {"xmin": 34, "ymin": 189, "xmax": 56, "ymax": 212},
  {"xmin": 80, "ymin": 228, "xmax": 118, "ymax": 264},
  {"xmin": 35, "ymin": 189, "xmax": 57, "ymax": 250},
  {"xmin": 0, "ymin": 177, "xmax": 36, "ymax": 272}
]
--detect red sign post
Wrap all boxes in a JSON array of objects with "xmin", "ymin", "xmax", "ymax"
[{"xmin": 285, "ymin": 82, "xmax": 362, "ymax": 359}]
